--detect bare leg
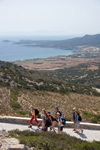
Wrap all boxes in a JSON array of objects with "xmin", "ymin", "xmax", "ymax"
[
  {"xmin": 79, "ymin": 127, "xmax": 83, "ymax": 133},
  {"xmin": 75, "ymin": 123, "xmax": 78, "ymax": 133},
  {"xmin": 60, "ymin": 131, "xmax": 64, "ymax": 134},
  {"xmin": 52, "ymin": 121, "xmax": 55, "ymax": 132},
  {"xmin": 40, "ymin": 129, "xmax": 43, "ymax": 132},
  {"xmin": 74, "ymin": 122, "xmax": 75, "ymax": 130},
  {"xmin": 73, "ymin": 122, "xmax": 76, "ymax": 131}
]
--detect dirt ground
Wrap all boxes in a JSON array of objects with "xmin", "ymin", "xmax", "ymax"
[{"xmin": 13, "ymin": 56, "xmax": 100, "ymax": 70}]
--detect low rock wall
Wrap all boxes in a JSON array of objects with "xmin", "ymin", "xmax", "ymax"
[{"xmin": 0, "ymin": 116, "xmax": 100, "ymax": 130}]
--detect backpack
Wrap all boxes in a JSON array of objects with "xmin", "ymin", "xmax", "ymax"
[
  {"xmin": 45, "ymin": 119, "xmax": 52, "ymax": 127},
  {"xmin": 50, "ymin": 115, "xmax": 54, "ymax": 121},
  {"xmin": 61, "ymin": 116, "xmax": 66, "ymax": 125},
  {"xmin": 35, "ymin": 109, "xmax": 39, "ymax": 116},
  {"xmin": 78, "ymin": 115, "xmax": 82, "ymax": 121}
]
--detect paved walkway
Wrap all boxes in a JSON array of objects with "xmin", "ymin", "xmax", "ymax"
[{"xmin": 0, "ymin": 122, "xmax": 100, "ymax": 142}]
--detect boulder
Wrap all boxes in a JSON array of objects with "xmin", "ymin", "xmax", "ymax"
[{"xmin": 7, "ymin": 144, "xmax": 25, "ymax": 150}]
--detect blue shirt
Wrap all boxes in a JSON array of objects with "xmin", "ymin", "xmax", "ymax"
[{"xmin": 72, "ymin": 112, "xmax": 75, "ymax": 120}]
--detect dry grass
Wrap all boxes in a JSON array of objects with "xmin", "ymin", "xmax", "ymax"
[
  {"xmin": 14, "ymin": 57, "xmax": 100, "ymax": 70},
  {"xmin": 87, "ymin": 65, "xmax": 99, "ymax": 70},
  {"xmin": 0, "ymin": 87, "xmax": 100, "ymax": 121}
]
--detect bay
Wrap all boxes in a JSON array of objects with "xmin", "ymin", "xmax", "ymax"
[{"xmin": 0, "ymin": 36, "xmax": 74, "ymax": 61}]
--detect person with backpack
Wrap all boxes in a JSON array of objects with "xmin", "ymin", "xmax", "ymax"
[
  {"xmin": 28, "ymin": 106, "xmax": 40, "ymax": 128},
  {"xmin": 47, "ymin": 112, "xmax": 56, "ymax": 132},
  {"xmin": 42, "ymin": 109, "xmax": 48, "ymax": 119},
  {"xmin": 42, "ymin": 109, "xmax": 52, "ymax": 130},
  {"xmin": 40, "ymin": 114, "xmax": 48, "ymax": 132},
  {"xmin": 57, "ymin": 112, "xmax": 64, "ymax": 134},
  {"xmin": 75, "ymin": 111, "xmax": 83, "ymax": 133},
  {"xmin": 72, "ymin": 108, "xmax": 76, "ymax": 131}
]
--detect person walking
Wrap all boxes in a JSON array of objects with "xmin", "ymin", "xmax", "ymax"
[
  {"xmin": 47, "ymin": 111, "xmax": 56, "ymax": 132},
  {"xmin": 40, "ymin": 114, "xmax": 48, "ymax": 132},
  {"xmin": 75, "ymin": 111, "xmax": 83, "ymax": 133},
  {"xmin": 57, "ymin": 112, "xmax": 64, "ymax": 134},
  {"xmin": 28, "ymin": 106, "xmax": 40, "ymax": 128},
  {"xmin": 72, "ymin": 108, "xmax": 76, "ymax": 131},
  {"xmin": 42, "ymin": 109, "xmax": 48, "ymax": 119}
]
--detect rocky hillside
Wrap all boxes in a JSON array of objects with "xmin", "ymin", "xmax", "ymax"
[
  {"xmin": 0, "ymin": 60, "xmax": 100, "ymax": 123},
  {"xmin": 0, "ymin": 60, "xmax": 100, "ymax": 96},
  {"xmin": 0, "ymin": 87, "xmax": 100, "ymax": 123}
]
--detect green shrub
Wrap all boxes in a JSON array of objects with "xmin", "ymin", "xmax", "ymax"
[
  {"xmin": 82, "ymin": 111, "xmax": 94, "ymax": 118},
  {"xmin": 11, "ymin": 94, "xmax": 17, "ymax": 100},
  {"xmin": 83, "ymin": 111, "xmax": 100, "ymax": 123},
  {"xmin": 93, "ymin": 115, "xmax": 100, "ymax": 123},
  {"xmin": 18, "ymin": 111, "xmax": 27, "ymax": 115},
  {"xmin": 65, "ymin": 117, "xmax": 71, "ymax": 121},
  {"xmin": 10, "ymin": 100, "xmax": 21, "ymax": 109},
  {"xmin": 93, "ymin": 109, "xmax": 98, "ymax": 112},
  {"xmin": 37, "ymin": 113, "xmax": 41, "ymax": 118},
  {"xmin": 91, "ymin": 118, "xmax": 97, "ymax": 124},
  {"xmin": 8, "ymin": 130, "xmax": 100, "ymax": 150}
]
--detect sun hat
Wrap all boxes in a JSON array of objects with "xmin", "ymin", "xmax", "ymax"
[
  {"xmin": 41, "ymin": 114, "xmax": 45, "ymax": 118},
  {"xmin": 57, "ymin": 112, "xmax": 60, "ymax": 115},
  {"xmin": 29, "ymin": 105, "xmax": 33, "ymax": 109}
]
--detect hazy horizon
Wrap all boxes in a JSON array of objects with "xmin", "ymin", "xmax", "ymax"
[{"xmin": 0, "ymin": 0, "xmax": 100, "ymax": 36}]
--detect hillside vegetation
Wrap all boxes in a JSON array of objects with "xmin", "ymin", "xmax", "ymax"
[
  {"xmin": 1, "ymin": 87, "xmax": 100, "ymax": 123},
  {"xmin": 0, "ymin": 61, "xmax": 100, "ymax": 123},
  {"xmin": 9, "ymin": 130, "xmax": 100, "ymax": 150},
  {"xmin": 1, "ymin": 61, "xmax": 100, "ymax": 96}
]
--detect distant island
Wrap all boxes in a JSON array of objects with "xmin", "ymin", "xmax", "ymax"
[{"xmin": 3, "ymin": 34, "xmax": 100, "ymax": 50}]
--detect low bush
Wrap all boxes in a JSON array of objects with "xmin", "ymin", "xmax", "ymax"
[
  {"xmin": 65, "ymin": 117, "xmax": 71, "ymax": 121},
  {"xmin": 82, "ymin": 111, "xmax": 94, "ymax": 118},
  {"xmin": 8, "ymin": 130, "xmax": 100, "ymax": 150},
  {"xmin": 37, "ymin": 113, "xmax": 41, "ymax": 118},
  {"xmin": 10, "ymin": 100, "xmax": 21, "ymax": 109},
  {"xmin": 18, "ymin": 111, "xmax": 27, "ymax": 115},
  {"xmin": 11, "ymin": 94, "xmax": 17, "ymax": 100},
  {"xmin": 83, "ymin": 111, "xmax": 100, "ymax": 123}
]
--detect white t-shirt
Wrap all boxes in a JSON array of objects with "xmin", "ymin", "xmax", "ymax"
[{"xmin": 58, "ymin": 117, "xmax": 64, "ymax": 127}]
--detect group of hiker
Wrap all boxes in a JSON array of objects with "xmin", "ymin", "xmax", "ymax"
[{"xmin": 28, "ymin": 106, "xmax": 83, "ymax": 134}]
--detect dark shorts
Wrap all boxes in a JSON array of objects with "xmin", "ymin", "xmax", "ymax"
[
  {"xmin": 52, "ymin": 118, "xmax": 55, "ymax": 122},
  {"xmin": 41, "ymin": 127, "xmax": 47, "ymax": 132},
  {"xmin": 58, "ymin": 126, "xmax": 63, "ymax": 131}
]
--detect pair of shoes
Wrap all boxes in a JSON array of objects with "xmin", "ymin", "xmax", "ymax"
[
  {"xmin": 28, "ymin": 125, "xmax": 32, "ymax": 128},
  {"xmin": 38, "ymin": 124, "xmax": 41, "ymax": 128}
]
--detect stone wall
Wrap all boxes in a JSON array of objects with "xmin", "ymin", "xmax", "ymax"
[{"xmin": 0, "ymin": 116, "xmax": 100, "ymax": 130}]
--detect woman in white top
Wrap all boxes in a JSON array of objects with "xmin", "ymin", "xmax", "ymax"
[{"xmin": 57, "ymin": 112, "xmax": 64, "ymax": 134}]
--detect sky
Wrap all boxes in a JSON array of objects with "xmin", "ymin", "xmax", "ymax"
[{"xmin": 0, "ymin": 0, "xmax": 100, "ymax": 36}]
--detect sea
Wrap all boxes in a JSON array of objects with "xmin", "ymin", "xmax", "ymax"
[{"xmin": 0, "ymin": 36, "xmax": 75, "ymax": 62}]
